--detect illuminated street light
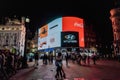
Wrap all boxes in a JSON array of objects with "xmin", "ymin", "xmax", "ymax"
[{"xmin": 26, "ymin": 18, "xmax": 30, "ymax": 23}]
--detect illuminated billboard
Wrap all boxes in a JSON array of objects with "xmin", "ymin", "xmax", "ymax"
[
  {"xmin": 39, "ymin": 25, "xmax": 48, "ymax": 38},
  {"xmin": 38, "ymin": 16, "xmax": 84, "ymax": 50},
  {"xmin": 62, "ymin": 17, "xmax": 84, "ymax": 47},
  {"xmin": 38, "ymin": 18, "xmax": 62, "ymax": 50},
  {"xmin": 61, "ymin": 31, "xmax": 79, "ymax": 47},
  {"xmin": 38, "ymin": 25, "xmax": 48, "ymax": 50}
]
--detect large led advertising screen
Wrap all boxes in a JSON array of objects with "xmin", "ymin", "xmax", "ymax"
[
  {"xmin": 38, "ymin": 16, "xmax": 84, "ymax": 50},
  {"xmin": 61, "ymin": 31, "xmax": 79, "ymax": 47},
  {"xmin": 38, "ymin": 25, "xmax": 48, "ymax": 50},
  {"xmin": 62, "ymin": 17, "xmax": 84, "ymax": 47},
  {"xmin": 38, "ymin": 17, "xmax": 62, "ymax": 50}
]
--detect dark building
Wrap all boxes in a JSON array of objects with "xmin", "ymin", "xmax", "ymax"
[
  {"xmin": 110, "ymin": 0, "xmax": 120, "ymax": 56},
  {"xmin": 84, "ymin": 24, "xmax": 97, "ymax": 49}
]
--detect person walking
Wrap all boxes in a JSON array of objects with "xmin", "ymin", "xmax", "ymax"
[
  {"xmin": 34, "ymin": 51, "xmax": 39, "ymax": 68},
  {"xmin": 48, "ymin": 51, "xmax": 53, "ymax": 64},
  {"xmin": 43, "ymin": 53, "xmax": 48, "ymax": 65},
  {"xmin": 92, "ymin": 52, "xmax": 97, "ymax": 65},
  {"xmin": 55, "ymin": 52, "xmax": 66, "ymax": 79},
  {"xmin": 65, "ymin": 51, "xmax": 69, "ymax": 67}
]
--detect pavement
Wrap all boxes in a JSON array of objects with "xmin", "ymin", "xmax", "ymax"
[{"xmin": 9, "ymin": 59, "xmax": 120, "ymax": 80}]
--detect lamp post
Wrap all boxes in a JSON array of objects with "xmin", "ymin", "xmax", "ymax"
[{"xmin": 22, "ymin": 17, "xmax": 30, "ymax": 68}]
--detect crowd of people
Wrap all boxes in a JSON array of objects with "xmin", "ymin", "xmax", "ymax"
[
  {"xmin": 0, "ymin": 50, "xmax": 23, "ymax": 80},
  {"xmin": 54, "ymin": 51, "xmax": 98, "ymax": 79},
  {"xmin": 33, "ymin": 51, "xmax": 98, "ymax": 79},
  {"xmin": 0, "ymin": 49, "xmax": 98, "ymax": 80}
]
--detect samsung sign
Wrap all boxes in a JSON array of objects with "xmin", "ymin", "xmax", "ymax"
[{"xmin": 61, "ymin": 32, "xmax": 79, "ymax": 47}]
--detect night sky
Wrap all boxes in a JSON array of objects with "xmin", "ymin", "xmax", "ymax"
[{"xmin": 0, "ymin": 0, "xmax": 118, "ymax": 42}]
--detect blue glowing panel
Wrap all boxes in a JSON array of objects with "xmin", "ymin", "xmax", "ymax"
[{"xmin": 48, "ymin": 17, "xmax": 62, "ymax": 48}]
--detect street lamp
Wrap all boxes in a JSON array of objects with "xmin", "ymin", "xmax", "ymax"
[{"xmin": 22, "ymin": 17, "xmax": 30, "ymax": 68}]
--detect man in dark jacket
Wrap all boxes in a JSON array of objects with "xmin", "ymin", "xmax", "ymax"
[{"xmin": 34, "ymin": 51, "xmax": 39, "ymax": 68}]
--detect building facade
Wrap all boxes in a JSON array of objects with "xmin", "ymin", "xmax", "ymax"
[
  {"xmin": 110, "ymin": 8, "xmax": 120, "ymax": 55},
  {"xmin": 0, "ymin": 17, "xmax": 26, "ymax": 56},
  {"xmin": 84, "ymin": 24, "xmax": 96, "ymax": 48}
]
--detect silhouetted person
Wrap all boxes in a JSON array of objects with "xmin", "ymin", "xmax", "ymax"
[
  {"xmin": 55, "ymin": 52, "xmax": 66, "ymax": 79},
  {"xmin": 43, "ymin": 53, "xmax": 48, "ymax": 65},
  {"xmin": 92, "ymin": 53, "xmax": 97, "ymax": 65},
  {"xmin": 48, "ymin": 52, "xmax": 53, "ymax": 64},
  {"xmin": 65, "ymin": 51, "xmax": 69, "ymax": 66},
  {"xmin": 34, "ymin": 51, "xmax": 39, "ymax": 68}
]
